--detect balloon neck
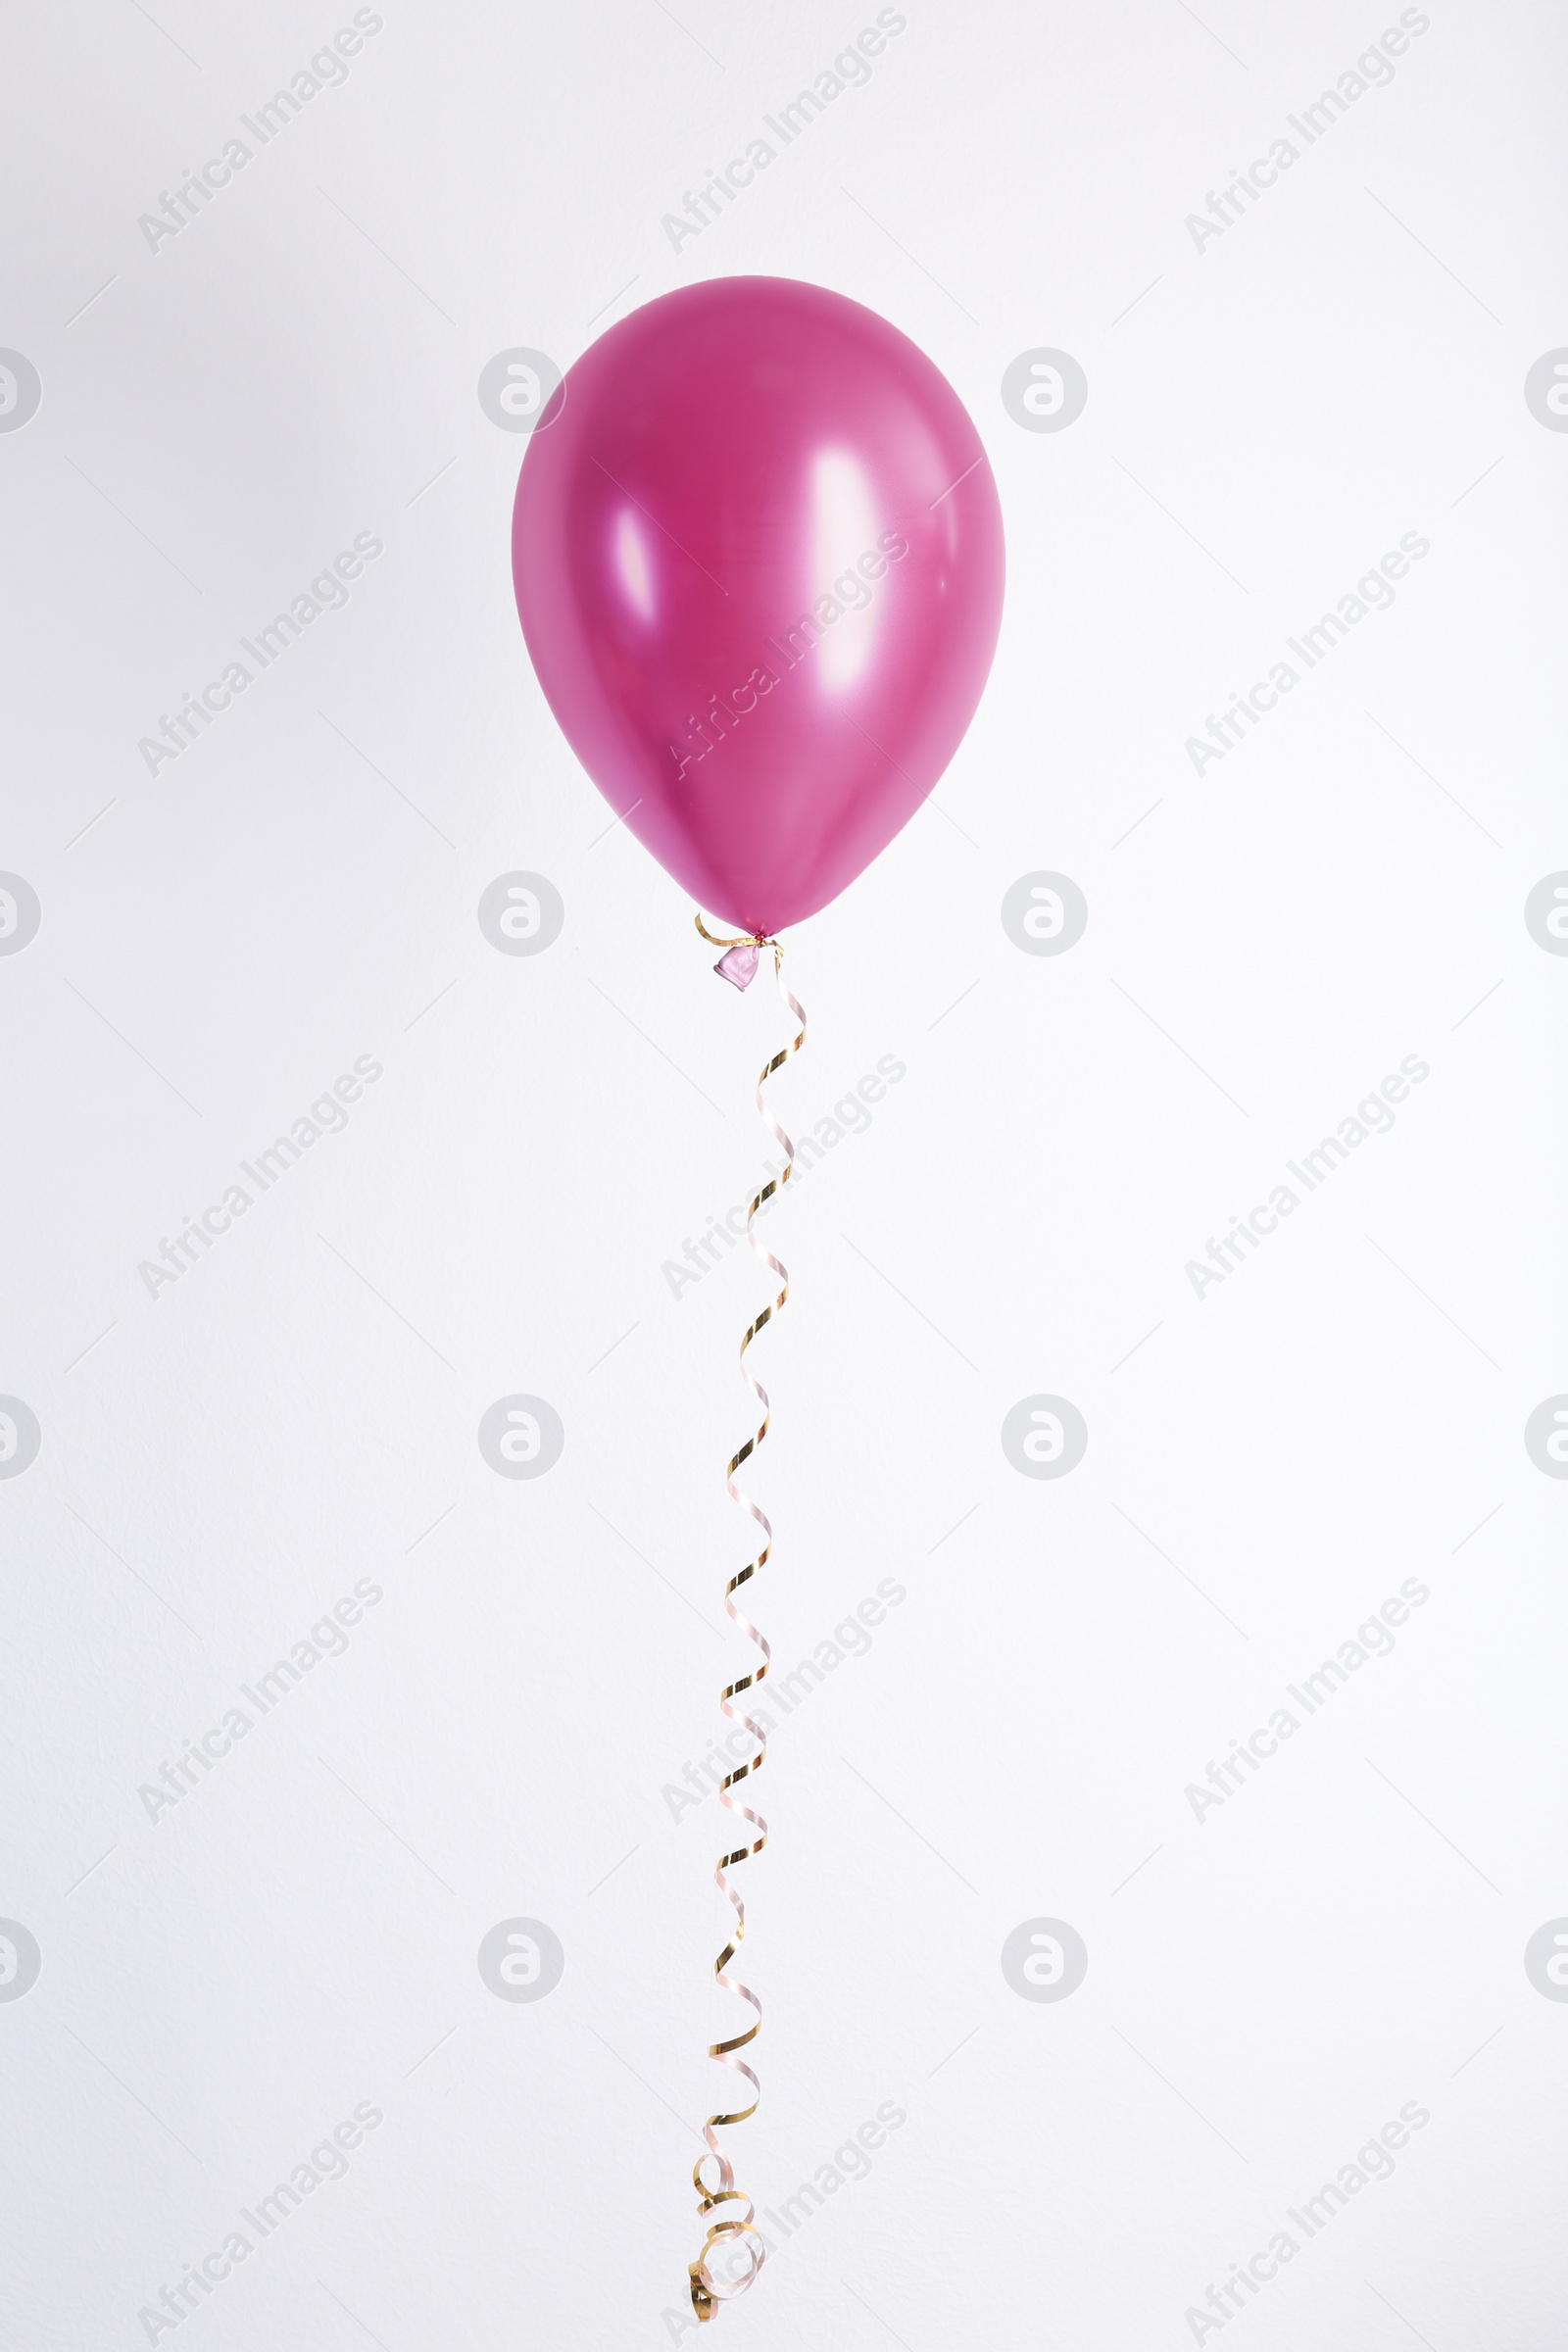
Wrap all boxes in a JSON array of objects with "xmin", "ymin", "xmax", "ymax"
[
  {"xmin": 713, "ymin": 940, "xmax": 761, "ymax": 990},
  {"xmin": 696, "ymin": 912, "xmax": 778, "ymax": 989}
]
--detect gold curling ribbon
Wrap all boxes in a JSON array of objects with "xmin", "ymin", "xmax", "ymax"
[{"xmin": 686, "ymin": 914, "xmax": 807, "ymax": 2321}]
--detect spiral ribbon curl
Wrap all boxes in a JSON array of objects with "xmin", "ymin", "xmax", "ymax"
[{"xmin": 686, "ymin": 914, "xmax": 806, "ymax": 2321}]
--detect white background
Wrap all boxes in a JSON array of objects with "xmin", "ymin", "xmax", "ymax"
[{"xmin": 2, "ymin": 1, "xmax": 1566, "ymax": 2344}]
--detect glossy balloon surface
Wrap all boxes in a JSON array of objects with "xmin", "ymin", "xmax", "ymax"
[{"xmin": 513, "ymin": 276, "xmax": 1004, "ymax": 936}]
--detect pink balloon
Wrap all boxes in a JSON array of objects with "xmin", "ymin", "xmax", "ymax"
[{"xmin": 513, "ymin": 276, "xmax": 1004, "ymax": 938}]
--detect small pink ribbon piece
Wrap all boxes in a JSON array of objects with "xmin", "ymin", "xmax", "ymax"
[{"xmin": 713, "ymin": 941, "xmax": 760, "ymax": 990}]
